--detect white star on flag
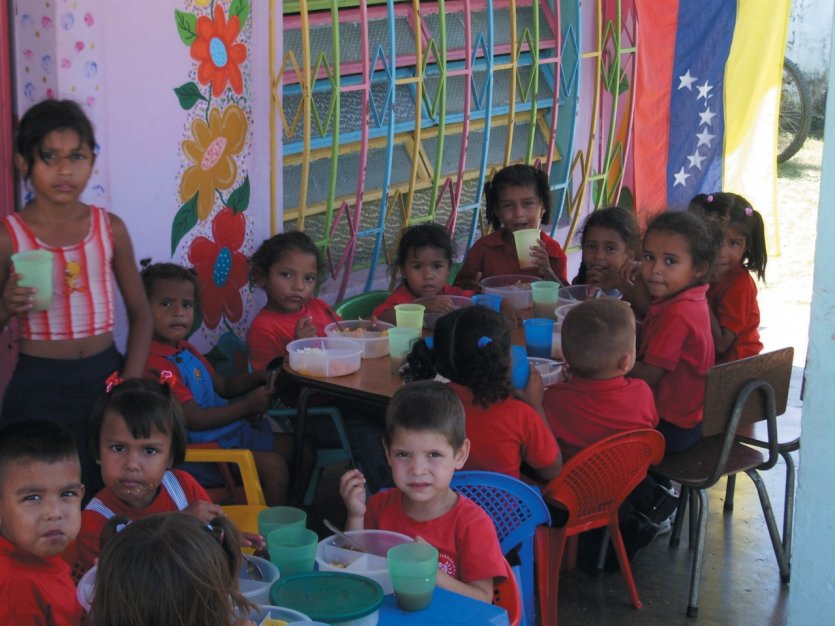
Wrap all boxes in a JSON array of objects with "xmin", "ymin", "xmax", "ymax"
[
  {"xmin": 678, "ymin": 70, "xmax": 697, "ymax": 91},
  {"xmin": 673, "ymin": 167, "xmax": 690, "ymax": 187},
  {"xmin": 698, "ymin": 108, "xmax": 717, "ymax": 126},
  {"xmin": 687, "ymin": 151, "xmax": 706, "ymax": 170},
  {"xmin": 696, "ymin": 128, "xmax": 716, "ymax": 147},
  {"xmin": 696, "ymin": 81, "xmax": 714, "ymax": 101}
]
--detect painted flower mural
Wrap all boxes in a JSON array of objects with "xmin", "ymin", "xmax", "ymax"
[
  {"xmin": 190, "ymin": 4, "xmax": 248, "ymax": 97},
  {"xmin": 180, "ymin": 104, "xmax": 247, "ymax": 221},
  {"xmin": 188, "ymin": 207, "xmax": 249, "ymax": 330}
]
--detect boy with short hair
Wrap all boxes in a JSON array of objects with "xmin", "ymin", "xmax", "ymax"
[
  {"xmin": 0, "ymin": 420, "xmax": 85, "ymax": 625},
  {"xmin": 340, "ymin": 380, "xmax": 505, "ymax": 604}
]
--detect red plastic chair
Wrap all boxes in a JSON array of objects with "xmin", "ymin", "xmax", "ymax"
[
  {"xmin": 538, "ymin": 429, "xmax": 665, "ymax": 625},
  {"xmin": 493, "ymin": 558, "xmax": 522, "ymax": 626}
]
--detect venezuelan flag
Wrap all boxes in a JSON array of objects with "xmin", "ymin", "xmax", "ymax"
[{"xmin": 632, "ymin": 0, "xmax": 790, "ymax": 218}]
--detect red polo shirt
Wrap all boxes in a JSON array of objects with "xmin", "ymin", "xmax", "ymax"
[
  {"xmin": 708, "ymin": 264, "xmax": 762, "ymax": 363},
  {"xmin": 372, "ymin": 283, "xmax": 474, "ymax": 318}
]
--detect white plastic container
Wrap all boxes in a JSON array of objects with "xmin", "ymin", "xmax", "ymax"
[
  {"xmin": 286, "ymin": 337, "xmax": 363, "ymax": 377},
  {"xmin": 238, "ymin": 555, "xmax": 280, "ymax": 605},
  {"xmin": 324, "ymin": 320, "xmax": 393, "ymax": 359},
  {"xmin": 528, "ymin": 357, "xmax": 564, "ymax": 387},
  {"xmin": 315, "ymin": 529, "xmax": 412, "ymax": 594},
  {"xmin": 558, "ymin": 284, "xmax": 623, "ymax": 302},
  {"xmin": 251, "ymin": 604, "xmax": 312, "ymax": 623},
  {"xmin": 480, "ymin": 274, "xmax": 541, "ymax": 309},
  {"xmin": 413, "ymin": 295, "xmax": 473, "ymax": 330}
]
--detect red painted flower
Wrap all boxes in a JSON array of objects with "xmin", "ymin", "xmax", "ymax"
[
  {"xmin": 190, "ymin": 5, "xmax": 247, "ymax": 97},
  {"xmin": 188, "ymin": 207, "xmax": 249, "ymax": 329}
]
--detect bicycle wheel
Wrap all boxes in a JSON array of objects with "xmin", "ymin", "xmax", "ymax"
[{"xmin": 778, "ymin": 58, "xmax": 812, "ymax": 164}]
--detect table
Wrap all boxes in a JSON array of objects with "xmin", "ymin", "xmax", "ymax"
[{"xmin": 379, "ymin": 587, "xmax": 510, "ymax": 625}]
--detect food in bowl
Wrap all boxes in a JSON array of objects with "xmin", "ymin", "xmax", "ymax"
[
  {"xmin": 286, "ymin": 338, "xmax": 363, "ymax": 377},
  {"xmin": 528, "ymin": 357, "xmax": 564, "ymax": 386},
  {"xmin": 413, "ymin": 295, "xmax": 473, "ymax": 330},
  {"xmin": 480, "ymin": 274, "xmax": 542, "ymax": 309},
  {"xmin": 316, "ymin": 529, "xmax": 412, "ymax": 595},
  {"xmin": 324, "ymin": 320, "xmax": 393, "ymax": 359}
]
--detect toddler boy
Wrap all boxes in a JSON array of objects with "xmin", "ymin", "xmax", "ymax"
[
  {"xmin": 340, "ymin": 380, "xmax": 505, "ymax": 604},
  {"xmin": 0, "ymin": 420, "xmax": 85, "ymax": 625}
]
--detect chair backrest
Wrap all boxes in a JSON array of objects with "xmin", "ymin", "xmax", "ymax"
[
  {"xmin": 184, "ymin": 446, "xmax": 266, "ymax": 506},
  {"xmin": 541, "ymin": 429, "xmax": 665, "ymax": 532},
  {"xmin": 451, "ymin": 471, "xmax": 551, "ymax": 555},
  {"xmin": 334, "ymin": 290, "xmax": 390, "ymax": 319},
  {"xmin": 701, "ymin": 347, "xmax": 794, "ymax": 438},
  {"xmin": 493, "ymin": 557, "xmax": 522, "ymax": 626}
]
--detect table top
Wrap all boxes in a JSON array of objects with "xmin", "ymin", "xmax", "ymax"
[{"xmin": 379, "ymin": 587, "xmax": 510, "ymax": 625}]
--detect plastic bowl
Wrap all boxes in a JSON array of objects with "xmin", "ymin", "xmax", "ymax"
[
  {"xmin": 480, "ymin": 274, "xmax": 542, "ymax": 309},
  {"xmin": 271, "ymin": 572, "xmax": 384, "ymax": 626},
  {"xmin": 239, "ymin": 555, "xmax": 281, "ymax": 605},
  {"xmin": 250, "ymin": 604, "xmax": 312, "ymax": 623},
  {"xmin": 555, "ymin": 301, "xmax": 582, "ymax": 326},
  {"xmin": 324, "ymin": 320, "xmax": 393, "ymax": 359},
  {"xmin": 558, "ymin": 284, "xmax": 623, "ymax": 302},
  {"xmin": 286, "ymin": 338, "xmax": 363, "ymax": 377},
  {"xmin": 76, "ymin": 565, "xmax": 96, "ymax": 611},
  {"xmin": 413, "ymin": 295, "xmax": 473, "ymax": 330},
  {"xmin": 528, "ymin": 357, "xmax": 564, "ymax": 387},
  {"xmin": 315, "ymin": 530, "xmax": 412, "ymax": 594}
]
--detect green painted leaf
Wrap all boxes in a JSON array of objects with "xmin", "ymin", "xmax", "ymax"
[
  {"xmin": 171, "ymin": 194, "xmax": 199, "ymax": 255},
  {"xmin": 229, "ymin": 0, "xmax": 250, "ymax": 28},
  {"xmin": 227, "ymin": 176, "xmax": 250, "ymax": 213},
  {"xmin": 173, "ymin": 82, "xmax": 207, "ymax": 110},
  {"xmin": 175, "ymin": 10, "xmax": 198, "ymax": 46}
]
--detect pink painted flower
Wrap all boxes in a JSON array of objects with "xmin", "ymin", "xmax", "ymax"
[
  {"xmin": 61, "ymin": 58, "xmax": 71, "ymax": 69},
  {"xmin": 83, "ymin": 13, "xmax": 94, "ymax": 27},
  {"xmin": 41, "ymin": 16, "xmax": 53, "ymax": 29},
  {"xmin": 75, "ymin": 41, "xmax": 85, "ymax": 52}
]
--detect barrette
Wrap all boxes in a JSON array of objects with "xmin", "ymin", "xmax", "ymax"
[
  {"xmin": 424, "ymin": 337, "xmax": 434, "ymax": 350},
  {"xmin": 477, "ymin": 336, "xmax": 493, "ymax": 349},
  {"xmin": 707, "ymin": 194, "xmax": 714, "ymax": 202},
  {"xmin": 159, "ymin": 370, "xmax": 177, "ymax": 389},
  {"xmin": 745, "ymin": 207, "xmax": 753, "ymax": 216},
  {"xmin": 105, "ymin": 371, "xmax": 124, "ymax": 393}
]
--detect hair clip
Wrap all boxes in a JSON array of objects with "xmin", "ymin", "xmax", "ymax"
[
  {"xmin": 424, "ymin": 336, "xmax": 434, "ymax": 350},
  {"xmin": 745, "ymin": 207, "xmax": 753, "ymax": 216},
  {"xmin": 707, "ymin": 194, "xmax": 714, "ymax": 202},
  {"xmin": 105, "ymin": 371, "xmax": 124, "ymax": 393},
  {"xmin": 159, "ymin": 370, "xmax": 177, "ymax": 390},
  {"xmin": 477, "ymin": 336, "xmax": 493, "ymax": 349},
  {"xmin": 207, "ymin": 522, "xmax": 225, "ymax": 545},
  {"xmin": 115, "ymin": 522, "xmax": 129, "ymax": 534}
]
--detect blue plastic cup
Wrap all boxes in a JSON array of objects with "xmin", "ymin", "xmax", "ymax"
[
  {"xmin": 472, "ymin": 293, "xmax": 502, "ymax": 311},
  {"xmin": 510, "ymin": 345, "xmax": 530, "ymax": 389},
  {"xmin": 524, "ymin": 318, "xmax": 554, "ymax": 359}
]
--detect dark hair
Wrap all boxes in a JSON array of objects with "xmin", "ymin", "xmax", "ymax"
[
  {"xmin": 15, "ymin": 99, "xmax": 96, "ymax": 177},
  {"xmin": 394, "ymin": 223, "xmax": 455, "ymax": 269},
  {"xmin": 88, "ymin": 378, "xmax": 188, "ymax": 466},
  {"xmin": 688, "ymin": 192, "xmax": 767, "ymax": 281},
  {"xmin": 384, "ymin": 381, "xmax": 466, "ymax": 451},
  {"xmin": 643, "ymin": 211, "xmax": 720, "ymax": 285},
  {"xmin": 140, "ymin": 261, "xmax": 201, "ymax": 302},
  {"xmin": 0, "ymin": 420, "xmax": 79, "ymax": 483},
  {"xmin": 401, "ymin": 306, "xmax": 512, "ymax": 407},
  {"xmin": 484, "ymin": 164, "xmax": 552, "ymax": 230},
  {"xmin": 574, "ymin": 206, "xmax": 642, "ymax": 284},
  {"xmin": 561, "ymin": 299, "xmax": 635, "ymax": 378},
  {"xmin": 89, "ymin": 513, "xmax": 252, "ymax": 626},
  {"xmin": 250, "ymin": 231, "xmax": 322, "ymax": 283}
]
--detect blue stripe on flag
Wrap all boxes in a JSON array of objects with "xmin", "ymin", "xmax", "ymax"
[{"xmin": 666, "ymin": 0, "xmax": 736, "ymax": 209}]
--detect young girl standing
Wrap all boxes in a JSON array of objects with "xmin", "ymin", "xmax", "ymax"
[
  {"xmin": 0, "ymin": 100, "xmax": 151, "ymax": 497},
  {"xmin": 401, "ymin": 306, "xmax": 562, "ymax": 482},
  {"xmin": 629, "ymin": 211, "xmax": 719, "ymax": 454},
  {"xmin": 689, "ymin": 192, "xmax": 766, "ymax": 363},
  {"xmin": 454, "ymin": 164, "xmax": 567, "ymax": 290},
  {"xmin": 77, "ymin": 378, "xmax": 264, "ymax": 572},
  {"xmin": 373, "ymin": 223, "xmax": 473, "ymax": 323}
]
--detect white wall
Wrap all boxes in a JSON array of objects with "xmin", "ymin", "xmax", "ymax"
[{"xmin": 786, "ymin": 0, "xmax": 834, "ymax": 109}]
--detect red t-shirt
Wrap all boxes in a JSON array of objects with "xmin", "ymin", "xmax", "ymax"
[
  {"xmin": 454, "ymin": 229, "xmax": 568, "ymax": 287},
  {"xmin": 708, "ymin": 264, "xmax": 762, "ymax": 363},
  {"xmin": 365, "ymin": 488, "xmax": 506, "ymax": 583},
  {"xmin": 372, "ymin": 283, "xmax": 474, "ymax": 318},
  {"xmin": 449, "ymin": 383, "xmax": 559, "ymax": 479},
  {"xmin": 0, "ymin": 535, "xmax": 84, "ymax": 626},
  {"xmin": 246, "ymin": 298, "xmax": 340, "ymax": 369},
  {"xmin": 544, "ymin": 376, "xmax": 658, "ymax": 451},
  {"xmin": 638, "ymin": 284, "xmax": 714, "ymax": 429},
  {"xmin": 145, "ymin": 339, "xmax": 213, "ymax": 405},
  {"xmin": 77, "ymin": 470, "xmax": 211, "ymax": 572}
]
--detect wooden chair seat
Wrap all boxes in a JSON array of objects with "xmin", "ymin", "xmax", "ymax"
[{"xmin": 656, "ymin": 438, "xmax": 766, "ymax": 484}]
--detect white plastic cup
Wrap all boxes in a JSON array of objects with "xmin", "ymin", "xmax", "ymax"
[
  {"xmin": 11, "ymin": 250, "xmax": 53, "ymax": 311},
  {"xmin": 512, "ymin": 228, "xmax": 541, "ymax": 268}
]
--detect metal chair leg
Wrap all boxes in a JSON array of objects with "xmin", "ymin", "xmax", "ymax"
[
  {"xmin": 782, "ymin": 450, "xmax": 796, "ymax": 579},
  {"xmin": 746, "ymin": 469, "xmax": 790, "ymax": 582},
  {"xmin": 688, "ymin": 488, "xmax": 699, "ymax": 549},
  {"xmin": 686, "ymin": 489, "xmax": 709, "ymax": 618},
  {"xmin": 670, "ymin": 486, "xmax": 688, "ymax": 548},
  {"xmin": 724, "ymin": 474, "xmax": 736, "ymax": 511}
]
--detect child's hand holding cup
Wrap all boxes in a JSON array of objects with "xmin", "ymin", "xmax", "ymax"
[{"xmin": 10, "ymin": 250, "xmax": 54, "ymax": 311}]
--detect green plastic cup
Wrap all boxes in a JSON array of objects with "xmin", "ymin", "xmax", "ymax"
[
  {"xmin": 394, "ymin": 304, "xmax": 425, "ymax": 330},
  {"xmin": 531, "ymin": 281, "xmax": 560, "ymax": 320},
  {"xmin": 11, "ymin": 250, "xmax": 53, "ymax": 311},
  {"xmin": 258, "ymin": 506, "xmax": 307, "ymax": 541},
  {"xmin": 513, "ymin": 228, "xmax": 541, "ymax": 268},
  {"xmin": 388, "ymin": 327, "xmax": 420, "ymax": 374},
  {"xmin": 387, "ymin": 542, "xmax": 439, "ymax": 611},
  {"xmin": 268, "ymin": 527, "xmax": 319, "ymax": 578}
]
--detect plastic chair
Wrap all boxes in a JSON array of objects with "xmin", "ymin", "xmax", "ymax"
[
  {"xmin": 267, "ymin": 406, "xmax": 355, "ymax": 506},
  {"xmin": 451, "ymin": 471, "xmax": 551, "ymax": 626},
  {"xmin": 653, "ymin": 347, "xmax": 793, "ymax": 617},
  {"xmin": 334, "ymin": 290, "xmax": 390, "ymax": 319},
  {"xmin": 184, "ymin": 445, "xmax": 266, "ymax": 507},
  {"xmin": 540, "ymin": 429, "xmax": 666, "ymax": 625},
  {"xmin": 493, "ymin": 557, "xmax": 523, "ymax": 626}
]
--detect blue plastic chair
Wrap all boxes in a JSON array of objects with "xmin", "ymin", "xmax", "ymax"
[{"xmin": 451, "ymin": 471, "xmax": 551, "ymax": 626}]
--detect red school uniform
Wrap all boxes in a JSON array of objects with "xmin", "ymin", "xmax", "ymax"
[
  {"xmin": 372, "ymin": 283, "xmax": 475, "ymax": 319},
  {"xmin": 543, "ymin": 375, "xmax": 658, "ymax": 453},
  {"xmin": 454, "ymin": 229, "xmax": 568, "ymax": 287},
  {"xmin": 708, "ymin": 264, "xmax": 762, "ymax": 363},
  {"xmin": 365, "ymin": 488, "xmax": 506, "ymax": 583},
  {"xmin": 449, "ymin": 383, "xmax": 559, "ymax": 479},
  {"xmin": 77, "ymin": 470, "xmax": 210, "ymax": 572},
  {"xmin": 638, "ymin": 284, "xmax": 714, "ymax": 429},
  {"xmin": 0, "ymin": 535, "xmax": 84, "ymax": 626},
  {"xmin": 246, "ymin": 298, "xmax": 340, "ymax": 370}
]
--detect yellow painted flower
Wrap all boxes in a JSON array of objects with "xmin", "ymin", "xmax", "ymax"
[
  {"xmin": 195, "ymin": 0, "xmax": 210, "ymax": 5},
  {"xmin": 180, "ymin": 105, "xmax": 247, "ymax": 220}
]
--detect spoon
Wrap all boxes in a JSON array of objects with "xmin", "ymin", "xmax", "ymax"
[
  {"xmin": 323, "ymin": 519, "xmax": 369, "ymax": 554},
  {"xmin": 242, "ymin": 553, "xmax": 266, "ymax": 581}
]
